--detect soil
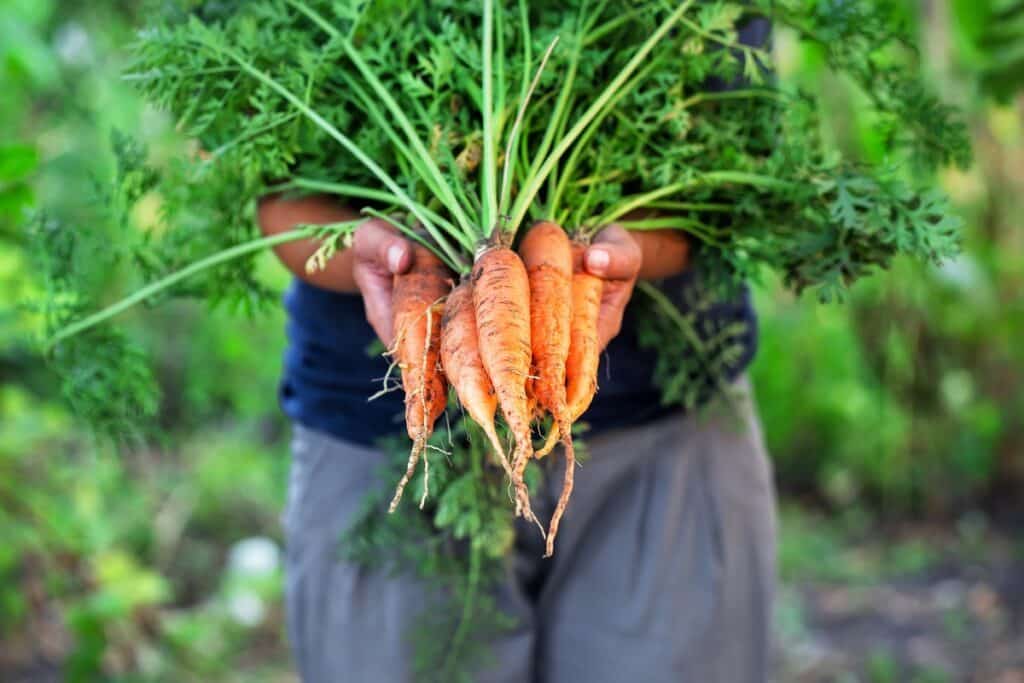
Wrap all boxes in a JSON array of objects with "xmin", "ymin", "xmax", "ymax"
[{"xmin": 776, "ymin": 522, "xmax": 1024, "ymax": 682}]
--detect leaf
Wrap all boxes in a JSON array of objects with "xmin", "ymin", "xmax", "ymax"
[
  {"xmin": 0, "ymin": 184, "xmax": 34, "ymax": 221},
  {"xmin": 0, "ymin": 144, "xmax": 38, "ymax": 183},
  {"xmin": 699, "ymin": 2, "xmax": 745, "ymax": 33},
  {"xmin": 828, "ymin": 174, "xmax": 877, "ymax": 231}
]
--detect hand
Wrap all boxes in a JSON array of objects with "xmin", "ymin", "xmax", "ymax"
[
  {"xmin": 351, "ymin": 219, "xmax": 413, "ymax": 347},
  {"xmin": 582, "ymin": 225, "xmax": 643, "ymax": 351}
]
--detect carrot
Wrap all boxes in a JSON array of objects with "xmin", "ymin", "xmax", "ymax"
[
  {"xmin": 471, "ymin": 245, "xmax": 539, "ymax": 526},
  {"xmin": 440, "ymin": 279, "xmax": 514, "ymax": 482},
  {"xmin": 543, "ymin": 243, "xmax": 603, "ymax": 552},
  {"xmin": 519, "ymin": 222, "xmax": 576, "ymax": 556},
  {"xmin": 534, "ymin": 239, "xmax": 603, "ymax": 462},
  {"xmin": 566, "ymin": 240, "xmax": 603, "ymax": 422},
  {"xmin": 389, "ymin": 244, "xmax": 451, "ymax": 513}
]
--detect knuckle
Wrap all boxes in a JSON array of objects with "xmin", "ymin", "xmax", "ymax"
[{"xmin": 352, "ymin": 226, "xmax": 372, "ymax": 256}]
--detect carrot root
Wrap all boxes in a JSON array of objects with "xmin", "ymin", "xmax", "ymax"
[
  {"xmin": 388, "ymin": 245, "xmax": 450, "ymax": 513},
  {"xmin": 535, "ymin": 423, "xmax": 559, "ymax": 459},
  {"xmin": 545, "ymin": 427, "xmax": 576, "ymax": 557},
  {"xmin": 472, "ymin": 245, "xmax": 540, "ymax": 528}
]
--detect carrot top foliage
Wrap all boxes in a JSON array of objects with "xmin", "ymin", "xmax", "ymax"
[{"xmin": 25, "ymin": 1, "xmax": 972, "ymax": 678}]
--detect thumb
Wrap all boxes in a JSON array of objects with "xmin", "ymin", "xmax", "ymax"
[{"xmin": 584, "ymin": 225, "xmax": 642, "ymax": 281}]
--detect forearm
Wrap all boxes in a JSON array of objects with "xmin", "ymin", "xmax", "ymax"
[
  {"xmin": 257, "ymin": 193, "xmax": 359, "ymax": 292},
  {"xmin": 633, "ymin": 229, "xmax": 691, "ymax": 280}
]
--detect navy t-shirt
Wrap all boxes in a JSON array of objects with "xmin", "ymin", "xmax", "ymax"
[{"xmin": 279, "ymin": 17, "xmax": 768, "ymax": 446}]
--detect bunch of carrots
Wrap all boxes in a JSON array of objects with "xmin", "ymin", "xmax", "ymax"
[
  {"xmin": 391, "ymin": 222, "xmax": 600, "ymax": 557},
  {"xmin": 43, "ymin": 0, "xmax": 966, "ymax": 564},
  {"xmin": 48, "ymin": 0, "xmax": 694, "ymax": 557}
]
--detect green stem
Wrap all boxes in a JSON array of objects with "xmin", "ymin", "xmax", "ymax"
[
  {"xmin": 646, "ymin": 200, "xmax": 733, "ymax": 212},
  {"xmin": 336, "ymin": 24, "xmax": 476, "ymax": 240},
  {"xmin": 583, "ymin": 5, "xmax": 642, "ymax": 45},
  {"xmin": 595, "ymin": 183, "xmax": 692, "ymax": 226},
  {"xmin": 283, "ymin": 0, "xmax": 474, "ymax": 257},
  {"xmin": 511, "ymin": 0, "xmax": 696, "ymax": 229},
  {"xmin": 500, "ymin": 0, "xmax": 533, "ymax": 222},
  {"xmin": 615, "ymin": 216, "xmax": 715, "ymax": 232},
  {"xmin": 277, "ymin": 178, "xmax": 400, "ymax": 205},
  {"xmin": 281, "ymin": 178, "xmax": 463, "ymax": 245},
  {"xmin": 499, "ymin": 36, "xmax": 559, "ymax": 226},
  {"xmin": 482, "ymin": 0, "xmax": 498, "ymax": 237},
  {"xmin": 524, "ymin": 29, "xmax": 581, "ymax": 208},
  {"xmin": 614, "ymin": 217, "xmax": 729, "ymax": 248},
  {"xmin": 335, "ymin": 63, "xmax": 475, "ymax": 250},
  {"xmin": 548, "ymin": 58, "xmax": 662, "ymax": 218},
  {"xmin": 193, "ymin": 34, "xmax": 465, "ymax": 270},
  {"xmin": 679, "ymin": 88, "xmax": 784, "ymax": 109},
  {"xmin": 494, "ymin": 0, "xmax": 507, "ymax": 150},
  {"xmin": 205, "ymin": 112, "xmax": 300, "ymax": 161},
  {"xmin": 596, "ymin": 171, "xmax": 797, "ymax": 226},
  {"xmin": 517, "ymin": 0, "xmax": 532, "ymax": 109},
  {"xmin": 46, "ymin": 226, "xmax": 331, "ymax": 349}
]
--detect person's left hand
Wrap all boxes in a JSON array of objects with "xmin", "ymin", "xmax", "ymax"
[{"xmin": 581, "ymin": 225, "xmax": 643, "ymax": 351}]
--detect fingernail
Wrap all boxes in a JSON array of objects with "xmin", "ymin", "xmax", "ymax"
[
  {"xmin": 387, "ymin": 244, "xmax": 404, "ymax": 273},
  {"xmin": 587, "ymin": 248, "xmax": 609, "ymax": 273}
]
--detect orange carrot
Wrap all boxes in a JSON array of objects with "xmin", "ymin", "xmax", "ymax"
[
  {"xmin": 519, "ymin": 222, "xmax": 576, "ymax": 556},
  {"xmin": 520, "ymin": 223, "xmax": 573, "ymax": 425},
  {"xmin": 389, "ymin": 244, "xmax": 451, "ymax": 513},
  {"xmin": 534, "ymin": 239, "xmax": 603, "ymax": 461},
  {"xmin": 472, "ymin": 245, "xmax": 539, "ymax": 526},
  {"xmin": 440, "ymin": 279, "xmax": 514, "ymax": 481},
  {"xmin": 565, "ymin": 240, "xmax": 603, "ymax": 422}
]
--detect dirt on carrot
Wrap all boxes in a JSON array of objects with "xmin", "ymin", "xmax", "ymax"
[{"xmin": 389, "ymin": 244, "xmax": 452, "ymax": 513}]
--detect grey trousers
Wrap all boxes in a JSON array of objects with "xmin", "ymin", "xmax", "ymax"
[{"xmin": 283, "ymin": 381, "xmax": 777, "ymax": 682}]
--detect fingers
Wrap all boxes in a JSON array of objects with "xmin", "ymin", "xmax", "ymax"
[
  {"xmin": 352, "ymin": 220, "xmax": 413, "ymax": 346},
  {"xmin": 352, "ymin": 219, "xmax": 413, "ymax": 275},
  {"xmin": 582, "ymin": 225, "xmax": 641, "ymax": 349},
  {"xmin": 596, "ymin": 280, "xmax": 636, "ymax": 351},
  {"xmin": 355, "ymin": 220, "xmax": 640, "ymax": 348},
  {"xmin": 584, "ymin": 224, "xmax": 642, "ymax": 281}
]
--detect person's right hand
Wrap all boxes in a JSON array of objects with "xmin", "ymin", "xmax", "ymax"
[{"xmin": 351, "ymin": 220, "xmax": 414, "ymax": 347}]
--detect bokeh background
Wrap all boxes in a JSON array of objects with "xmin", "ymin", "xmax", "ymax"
[{"xmin": 2, "ymin": 2, "xmax": 1022, "ymax": 681}]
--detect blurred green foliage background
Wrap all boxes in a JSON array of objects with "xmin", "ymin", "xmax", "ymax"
[{"xmin": 1, "ymin": 1, "xmax": 1022, "ymax": 681}]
